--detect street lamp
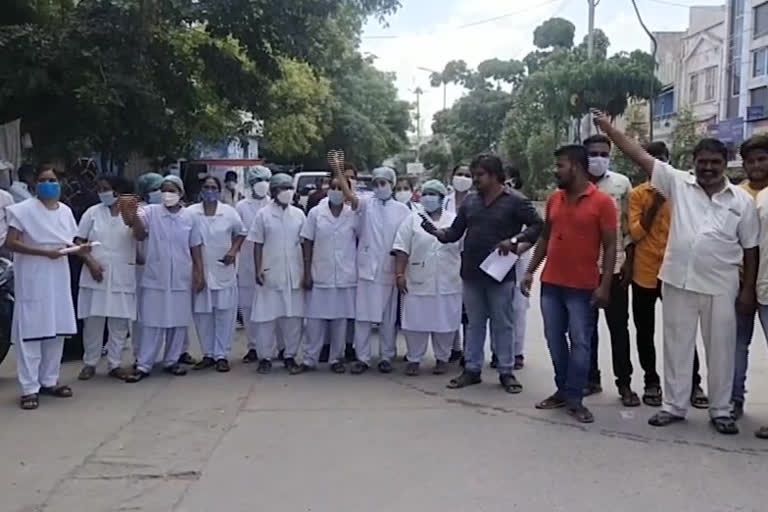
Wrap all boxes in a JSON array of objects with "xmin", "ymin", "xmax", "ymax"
[{"xmin": 417, "ymin": 66, "xmax": 447, "ymax": 111}]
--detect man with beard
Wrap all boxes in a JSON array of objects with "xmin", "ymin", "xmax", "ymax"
[
  {"xmin": 522, "ymin": 145, "xmax": 617, "ymax": 424},
  {"xmin": 595, "ymin": 111, "xmax": 759, "ymax": 435}
]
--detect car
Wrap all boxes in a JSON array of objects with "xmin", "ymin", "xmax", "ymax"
[{"xmin": 293, "ymin": 171, "xmax": 330, "ymax": 209}]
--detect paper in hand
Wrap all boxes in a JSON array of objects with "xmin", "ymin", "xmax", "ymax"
[{"xmin": 480, "ymin": 250, "xmax": 518, "ymax": 282}]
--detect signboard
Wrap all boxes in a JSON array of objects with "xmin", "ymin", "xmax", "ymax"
[
  {"xmin": 709, "ymin": 118, "xmax": 744, "ymax": 144},
  {"xmin": 748, "ymin": 105, "xmax": 766, "ymax": 121},
  {"xmin": 406, "ymin": 162, "xmax": 425, "ymax": 176}
]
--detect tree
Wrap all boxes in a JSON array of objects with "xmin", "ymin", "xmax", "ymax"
[
  {"xmin": 262, "ymin": 59, "xmax": 333, "ymax": 161},
  {"xmin": 533, "ymin": 17, "xmax": 575, "ymax": 49},
  {"xmin": 611, "ymin": 102, "xmax": 650, "ymax": 184},
  {"xmin": 670, "ymin": 108, "xmax": 698, "ymax": 170},
  {"xmin": 420, "ymin": 135, "xmax": 454, "ymax": 181}
]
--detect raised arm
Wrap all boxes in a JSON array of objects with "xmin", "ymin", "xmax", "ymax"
[
  {"xmin": 331, "ymin": 154, "xmax": 359, "ymax": 211},
  {"xmin": 593, "ymin": 110, "xmax": 656, "ymax": 177}
]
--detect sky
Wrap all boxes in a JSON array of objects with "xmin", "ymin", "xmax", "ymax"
[{"xmin": 360, "ymin": 0, "xmax": 725, "ymax": 135}]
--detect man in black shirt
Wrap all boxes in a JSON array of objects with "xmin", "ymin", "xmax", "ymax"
[{"xmin": 423, "ymin": 155, "xmax": 543, "ymax": 392}]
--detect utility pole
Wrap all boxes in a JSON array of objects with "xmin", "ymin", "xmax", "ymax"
[
  {"xmin": 414, "ymin": 87, "xmax": 423, "ymax": 162},
  {"xmin": 584, "ymin": 0, "xmax": 598, "ymax": 138}
]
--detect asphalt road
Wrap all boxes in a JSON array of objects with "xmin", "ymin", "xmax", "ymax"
[{"xmin": 2, "ymin": 282, "xmax": 768, "ymax": 512}]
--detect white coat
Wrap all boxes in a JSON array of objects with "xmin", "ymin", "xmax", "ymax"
[
  {"xmin": 301, "ymin": 198, "xmax": 357, "ymax": 288},
  {"xmin": 247, "ymin": 201, "xmax": 306, "ymax": 322},
  {"xmin": 7, "ymin": 198, "xmax": 78, "ymax": 341},
  {"xmin": 76, "ymin": 203, "xmax": 138, "ymax": 320},
  {"xmin": 393, "ymin": 210, "xmax": 461, "ymax": 296},
  {"xmin": 236, "ymin": 196, "xmax": 270, "ymax": 308},
  {"xmin": 356, "ymin": 196, "xmax": 410, "ymax": 285}
]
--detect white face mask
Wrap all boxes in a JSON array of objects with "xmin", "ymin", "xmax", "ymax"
[
  {"xmin": 395, "ymin": 190, "xmax": 412, "ymax": 204},
  {"xmin": 99, "ymin": 191, "xmax": 117, "ymax": 207},
  {"xmin": 588, "ymin": 157, "xmax": 610, "ymax": 177},
  {"xmin": 226, "ymin": 181, "xmax": 237, "ymax": 191},
  {"xmin": 252, "ymin": 181, "xmax": 269, "ymax": 198},
  {"xmin": 162, "ymin": 191, "xmax": 181, "ymax": 207},
  {"xmin": 452, "ymin": 175, "xmax": 473, "ymax": 192},
  {"xmin": 374, "ymin": 183, "xmax": 392, "ymax": 201},
  {"xmin": 420, "ymin": 195, "xmax": 442, "ymax": 213},
  {"xmin": 148, "ymin": 190, "xmax": 163, "ymax": 204},
  {"xmin": 276, "ymin": 189, "xmax": 293, "ymax": 206},
  {"xmin": 327, "ymin": 189, "xmax": 344, "ymax": 206}
]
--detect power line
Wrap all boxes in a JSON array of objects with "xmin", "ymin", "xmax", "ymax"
[
  {"xmin": 644, "ymin": 0, "xmax": 711, "ymax": 8},
  {"xmin": 363, "ymin": 0, "xmax": 564, "ymax": 39}
]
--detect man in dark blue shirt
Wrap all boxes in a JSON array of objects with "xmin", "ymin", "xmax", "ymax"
[{"xmin": 423, "ymin": 155, "xmax": 543, "ymax": 392}]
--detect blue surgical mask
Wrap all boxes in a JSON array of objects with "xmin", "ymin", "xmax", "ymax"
[
  {"xmin": 99, "ymin": 191, "xmax": 117, "ymax": 206},
  {"xmin": 420, "ymin": 195, "xmax": 442, "ymax": 213},
  {"xmin": 148, "ymin": 190, "xmax": 163, "ymax": 204},
  {"xmin": 374, "ymin": 183, "xmax": 392, "ymax": 201},
  {"xmin": 327, "ymin": 189, "xmax": 344, "ymax": 206},
  {"xmin": 201, "ymin": 190, "xmax": 219, "ymax": 203},
  {"xmin": 37, "ymin": 182, "xmax": 60, "ymax": 201}
]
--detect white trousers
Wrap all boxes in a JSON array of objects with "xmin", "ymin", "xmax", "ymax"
[
  {"xmin": 194, "ymin": 307, "xmax": 237, "ymax": 361},
  {"xmin": 242, "ymin": 307, "xmax": 285, "ymax": 352},
  {"xmin": 355, "ymin": 290, "xmax": 398, "ymax": 365},
  {"xmin": 304, "ymin": 318, "xmax": 347, "ymax": 367},
  {"xmin": 83, "ymin": 316, "xmax": 130, "ymax": 370},
  {"xmin": 136, "ymin": 326, "xmax": 187, "ymax": 373},
  {"xmin": 404, "ymin": 330, "xmax": 453, "ymax": 363},
  {"xmin": 254, "ymin": 317, "xmax": 302, "ymax": 361},
  {"xmin": 662, "ymin": 282, "xmax": 736, "ymax": 419},
  {"xmin": 16, "ymin": 336, "xmax": 65, "ymax": 396},
  {"xmin": 513, "ymin": 291, "xmax": 528, "ymax": 357}
]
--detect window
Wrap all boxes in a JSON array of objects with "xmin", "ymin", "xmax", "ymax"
[
  {"xmin": 704, "ymin": 67, "xmax": 716, "ymax": 101},
  {"xmin": 756, "ymin": 2, "xmax": 768, "ymax": 38},
  {"xmin": 749, "ymin": 86, "xmax": 768, "ymax": 120},
  {"xmin": 689, "ymin": 73, "xmax": 699, "ymax": 104},
  {"xmin": 655, "ymin": 90, "xmax": 675, "ymax": 118},
  {"xmin": 755, "ymin": 48, "xmax": 768, "ymax": 77}
]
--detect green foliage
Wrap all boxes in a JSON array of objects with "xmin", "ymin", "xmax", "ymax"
[
  {"xmin": 670, "ymin": 108, "xmax": 698, "ymax": 170},
  {"xmin": 533, "ymin": 17, "xmax": 575, "ymax": 49},
  {"xmin": 420, "ymin": 135, "xmax": 454, "ymax": 181},
  {"xmin": 611, "ymin": 103, "xmax": 650, "ymax": 185}
]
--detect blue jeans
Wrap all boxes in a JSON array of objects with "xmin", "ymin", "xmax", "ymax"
[
  {"xmin": 463, "ymin": 279, "xmax": 516, "ymax": 376},
  {"xmin": 732, "ymin": 306, "xmax": 768, "ymax": 404},
  {"xmin": 541, "ymin": 284, "xmax": 595, "ymax": 407}
]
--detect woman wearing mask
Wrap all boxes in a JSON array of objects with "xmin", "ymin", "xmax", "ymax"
[
  {"xmin": 295, "ymin": 177, "xmax": 357, "ymax": 374},
  {"xmin": 5, "ymin": 165, "xmax": 89, "ymax": 409},
  {"xmin": 444, "ymin": 164, "xmax": 473, "ymax": 363},
  {"xmin": 336, "ymin": 165, "xmax": 410, "ymax": 374},
  {"xmin": 126, "ymin": 176, "xmax": 205, "ymax": 382},
  {"xmin": 394, "ymin": 180, "xmax": 462, "ymax": 376},
  {"xmin": 248, "ymin": 173, "xmax": 306, "ymax": 374},
  {"xmin": 394, "ymin": 177, "xmax": 419, "ymax": 211},
  {"xmin": 131, "ymin": 172, "xmax": 164, "ymax": 363},
  {"xmin": 189, "ymin": 177, "xmax": 245, "ymax": 372},
  {"xmin": 236, "ymin": 166, "xmax": 273, "ymax": 363},
  {"xmin": 75, "ymin": 175, "xmax": 138, "ymax": 381}
]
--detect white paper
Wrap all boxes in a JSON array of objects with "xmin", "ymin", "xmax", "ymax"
[
  {"xmin": 58, "ymin": 241, "xmax": 101, "ymax": 255},
  {"xmin": 480, "ymin": 250, "xmax": 518, "ymax": 282}
]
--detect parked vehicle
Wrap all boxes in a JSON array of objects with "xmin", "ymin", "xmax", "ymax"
[{"xmin": 0, "ymin": 257, "xmax": 14, "ymax": 366}]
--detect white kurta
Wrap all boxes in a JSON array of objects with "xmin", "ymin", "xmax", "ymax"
[
  {"xmin": 7, "ymin": 198, "xmax": 78, "ymax": 341},
  {"xmin": 138, "ymin": 204, "xmax": 202, "ymax": 328},
  {"xmin": 76, "ymin": 203, "xmax": 137, "ymax": 320},
  {"xmin": 301, "ymin": 198, "xmax": 357, "ymax": 320},
  {"xmin": 188, "ymin": 202, "xmax": 245, "ymax": 313},
  {"xmin": 393, "ymin": 210, "xmax": 462, "ymax": 333},
  {"xmin": 355, "ymin": 196, "xmax": 410, "ymax": 322},
  {"xmin": 236, "ymin": 197, "xmax": 270, "ymax": 309},
  {"xmin": 247, "ymin": 202, "xmax": 306, "ymax": 322}
]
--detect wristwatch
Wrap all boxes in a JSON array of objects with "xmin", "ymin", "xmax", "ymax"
[{"xmin": 510, "ymin": 236, "xmax": 519, "ymax": 245}]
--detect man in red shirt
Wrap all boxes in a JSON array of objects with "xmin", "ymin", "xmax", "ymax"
[{"xmin": 523, "ymin": 145, "xmax": 617, "ymax": 423}]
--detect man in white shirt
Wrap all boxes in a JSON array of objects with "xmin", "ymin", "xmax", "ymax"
[
  {"xmin": 583, "ymin": 135, "xmax": 639, "ymax": 407},
  {"xmin": 0, "ymin": 161, "xmax": 15, "ymax": 249},
  {"xmin": 9, "ymin": 164, "xmax": 34, "ymax": 203},
  {"xmin": 595, "ymin": 111, "xmax": 759, "ymax": 435}
]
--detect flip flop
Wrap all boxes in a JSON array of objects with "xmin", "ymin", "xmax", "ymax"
[
  {"xmin": 447, "ymin": 372, "xmax": 482, "ymax": 389},
  {"xmin": 500, "ymin": 374, "xmax": 523, "ymax": 394},
  {"xmin": 648, "ymin": 411, "xmax": 685, "ymax": 427},
  {"xmin": 162, "ymin": 364, "xmax": 187, "ymax": 376},
  {"xmin": 536, "ymin": 393, "xmax": 566, "ymax": 410},
  {"xmin": 690, "ymin": 386, "xmax": 709, "ymax": 409},
  {"xmin": 642, "ymin": 386, "xmax": 662, "ymax": 407},
  {"xmin": 711, "ymin": 416, "xmax": 739, "ymax": 435},
  {"xmin": 567, "ymin": 405, "xmax": 594, "ymax": 424}
]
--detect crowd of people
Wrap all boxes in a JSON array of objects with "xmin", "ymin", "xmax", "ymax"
[{"xmin": 1, "ymin": 111, "xmax": 768, "ymax": 440}]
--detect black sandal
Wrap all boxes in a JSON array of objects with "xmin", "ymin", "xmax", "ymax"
[
  {"xmin": 108, "ymin": 368, "xmax": 130, "ymax": 381},
  {"xmin": 125, "ymin": 371, "xmax": 149, "ymax": 383},
  {"xmin": 39, "ymin": 385, "xmax": 73, "ymax": 398},
  {"xmin": 642, "ymin": 386, "xmax": 662, "ymax": 407},
  {"xmin": 378, "ymin": 360, "xmax": 393, "ymax": 374},
  {"xmin": 20, "ymin": 394, "xmax": 39, "ymax": 410},
  {"xmin": 256, "ymin": 359, "xmax": 272, "ymax": 374},
  {"xmin": 193, "ymin": 357, "xmax": 216, "ymax": 371},
  {"xmin": 242, "ymin": 349, "xmax": 259, "ymax": 364},
  {"xmin": 567, "ymin": 405, "xmax": 595, "ymax": 424},
  {"xmin": 404, "ymin": 362, "xmax": 420, "ymax": 376},
  {"xmin": 755, "ymin": 426, "xmax": 768, "ymax": 439},
  {"xmin": 330, "ymin": 362, "xmax": 346, "ymax": 374},
  {"xmin": 648, "ymin": 411, "xmax": 685, "ymax": 427},
  {"xmin": 619, "ymin": 387, "xmax": 641, "ymax": 407},
  {"xmin": 350, "ymin": 361, "xmax": 369, "ymax": 375},
  {"xmin": 215, "ymin": 359, "xmax": 231, "ymax": 373},
  {"xmin": 535, "ymin": 393, "xmax": 566, "ymax": 410},
  {"xmin": 447, "ymin": 372, "xmax": 482, "ymax": 389},
  {"xmin": 500, "ymin": 374, "xmax": 523, "ymax": 394},
  {"xmin": 711, "ymin": 416, "xmax": 739, "ymax": 435},
  {"xmin": 690, "ymin": 386, "xmax": 709, "ymax": 409},
  {"xmin": 162, "ymin": 364, "xmax": 187, "ymax": 377}
]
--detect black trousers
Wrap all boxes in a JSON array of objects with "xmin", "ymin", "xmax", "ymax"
[
  {"xmin": 631, "ymin": 281, "xmax": 702, "ymax": 388},
  {"xmin": 588, "ymin": 274, "xmax": 632, "ymax": 389}
]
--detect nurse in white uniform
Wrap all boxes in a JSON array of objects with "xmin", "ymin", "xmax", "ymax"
[
  {"xmin": 236, "ymin": 166, "xmax": 273, "ymax": 363},
  {"xmin": 127, "ymin": 175, "xmax": 205, "ymax": 382},
  {"xmin": 337, "ymin": 165, "xmax": 410, "ymax": 374},
  {"xmin": 131, "ymin": 172, "xmax": 164, "ymax": 362},
  {"xmin": 75, "ymin": 175, "xmax": 138, "ymax": 381},
  {"xmin": 295, "ymin": 177, "xmax": 357, "ymax": 374},
  {"xmin": 394, "ymin": 180, "xmax": 462, "ymax": 376},
  {"xmin": 189, "ymin": 176, "xmax": 245, "ymax": 373},
  {"xmin": 5, "ymin": 165, "xmax": 87, "ymax": 409},
  {"xmin": 249, "ymin": 174, "xmax": 306, "ymax": 374}
]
